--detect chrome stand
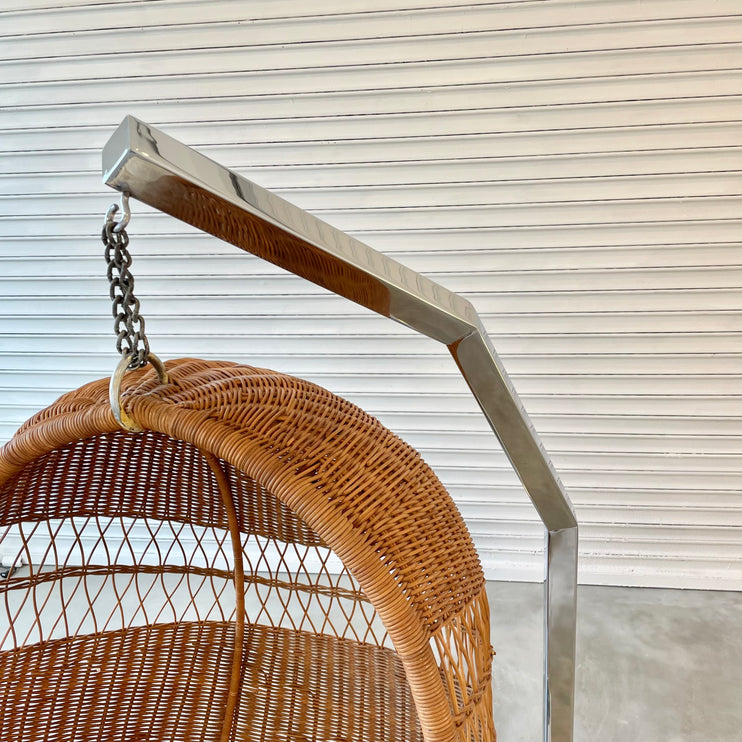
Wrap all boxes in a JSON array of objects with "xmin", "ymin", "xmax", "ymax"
[{"xmin": 103, "ymin": 115, "xmax": 578, "ymax": 742}]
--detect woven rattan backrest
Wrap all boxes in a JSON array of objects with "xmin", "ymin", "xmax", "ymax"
[{"xmin": 0, "ymin": 359, "xmax": 494, "ymax": 742}]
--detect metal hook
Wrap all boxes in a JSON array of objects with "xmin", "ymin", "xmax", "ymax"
[{"xmin": 105, "ymin": 192, "xmax": 131, "ymax": 233}]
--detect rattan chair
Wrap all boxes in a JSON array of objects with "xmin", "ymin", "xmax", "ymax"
[{"xmin": 0, "ymin": 358, "xmax": 495, "ymax": 742}]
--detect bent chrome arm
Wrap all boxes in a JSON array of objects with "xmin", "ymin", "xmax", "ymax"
[{"xmin": 103, "ymin": 115, "xmax": 578, "ymax": 742}]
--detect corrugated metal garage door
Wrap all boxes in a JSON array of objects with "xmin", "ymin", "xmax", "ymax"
[{"xmin": 1, "ymin": 0, "xmax": 740, "ymax": 588}]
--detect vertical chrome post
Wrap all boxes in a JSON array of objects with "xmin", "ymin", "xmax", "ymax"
[
  {"xmin": 544, "ymin": 527, "xmax": 578, "ymax": 742},
  {"xmin": 449, "ymin": 329, "xmax": 578, "ymax": 742},
  {"xmin": 102, "ymin": 115, "xmax": 579, "ymax": 742}
]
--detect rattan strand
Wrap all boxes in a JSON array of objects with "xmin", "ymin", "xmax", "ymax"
[{"xmin": 0, "ymin": 359, "xmax": 495, "ymax": 742}]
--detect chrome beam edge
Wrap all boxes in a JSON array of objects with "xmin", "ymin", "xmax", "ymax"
[{"xmin": 102, "ymin": 115, "xmax": 578, "ymax": 742}]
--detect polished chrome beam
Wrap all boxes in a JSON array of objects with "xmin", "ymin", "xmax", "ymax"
[{"xmin": 103, "ymin": 115, "xmax": 578, "ymax": 742}]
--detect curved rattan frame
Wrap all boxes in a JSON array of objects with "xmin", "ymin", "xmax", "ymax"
[{"xmin": 0, "ymin": 358, "xmax": 494, "ymax": 742}]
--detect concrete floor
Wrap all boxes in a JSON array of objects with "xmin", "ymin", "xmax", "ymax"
[{"xmin": 487, "ymin": 581, "xmax": 742, "ymax": 742}]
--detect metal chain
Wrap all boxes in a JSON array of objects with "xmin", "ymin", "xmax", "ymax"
[{"xmin": 102, "ymin": 195, "xmax": 150, "ymax": 369}]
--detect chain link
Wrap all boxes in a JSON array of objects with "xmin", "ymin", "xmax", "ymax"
[{"xmin": 102, "ymin": 200, "xmax": 150, "ymax": 369}]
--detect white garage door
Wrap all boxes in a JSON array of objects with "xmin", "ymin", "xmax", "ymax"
[{"xmin": 1, "ymin": 0, "xmax": 740, "ymax": 588}]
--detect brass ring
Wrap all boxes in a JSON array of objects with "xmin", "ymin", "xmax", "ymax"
[{"xmin": 109, "ymin": 353, "xmax": 169, "ymax": 432}]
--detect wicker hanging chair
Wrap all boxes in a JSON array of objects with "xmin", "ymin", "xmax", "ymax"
[{"xmin": 0, "ymin": 358, "xmax": 495, "ymax": 742}]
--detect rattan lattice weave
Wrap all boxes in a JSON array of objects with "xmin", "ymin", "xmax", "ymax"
[{"xmin": 0, "ymin": 358, "xmax": 495, "ymax": 742}]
